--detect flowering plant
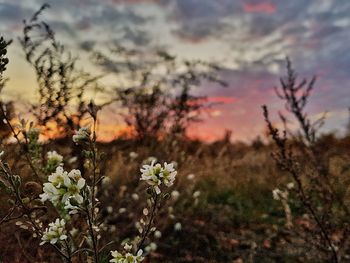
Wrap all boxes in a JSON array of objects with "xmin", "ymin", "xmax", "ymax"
[{"xmin": 0, "ymin": 114, "xmax": 177, "ymax": 262}]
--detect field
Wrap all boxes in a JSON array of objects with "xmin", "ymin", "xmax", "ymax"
[{"xmin": 1, "ymin": 134, "xmax": 350, "ymax": 262}]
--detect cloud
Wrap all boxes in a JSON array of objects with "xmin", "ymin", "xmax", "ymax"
[
  {"xmin": 1, "ymin": 0, "xmax": 350, "ymax": 141},
  {"xmin": 206, "ymin": 96, "xmax": 237, "ymax": 104},
  {"xmin": 242, "ymin": 1, "xmax": 277, "ymax": 14}
]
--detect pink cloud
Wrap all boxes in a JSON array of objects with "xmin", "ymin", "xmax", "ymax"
[
  {"xmin": 242, "ymin": 1, "xmax": 277, "ymax": 14},
  {"xmin": 206, "ymin": 96, "xmax": 238, "ymax": 104}
]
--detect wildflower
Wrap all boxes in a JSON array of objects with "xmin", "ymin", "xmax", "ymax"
[
  {"xmin": 140, "ymin": 161, "xmax": 177, "ymax": 194},
  {"xmin": 129, "ymin": 151, "xmax": 138, "ymax": 159},
  {"xmin": 131, "ymin": 193, "xmax": 139, "ymax": 201},
  {"xmin": 47, "ymin": 151, "xmax": 63, "ymax": 165},
  {"xmin": 171, "ymin": 190, "xmax": 180, "ymax": 201},
  {"xmin": 107, "ymin": 206, "xmax": 113, "ymax": 214},
  {"xmin": 187, "ymin": 173, "xmax": 195, "ymax": 180},
  {"xmin": 102, "ymin": 176, "xmax": 111, "ymax": 186},
  {"xmin": 135, "ymin": 222, "xmax": 143, "ymax": 233},
  {"xmin": 64, "ymin": 198, "xmax": 80, "ymax": 214},
  {"xmin": 193, "ymin": 190, "xmax": 201, "ymax": 199},
  {"xmin": 154, "ymin": 230, "xmax": 162, "ymax": 239},
  {"xmin": 46, "ymin": 151, "xmax": 63, "ymax": 171},
  {"xmin": 143, "ymin": 156, "xmax": 157, "ymax": 165},
  {"xmin": 145, "ymin": 242, "xmax": 157, "ymax": 252},
  {"xmin": 287, "ymin": 182, "xmax": 294, "ymax": 189},
  {"xmin": 174, "ymin": 222, "xmax": 182, "ymax": 231},
  {"xmin": 40, "ymin": 218, "xmax": 67, "ymax": 245},
  {"xmin": 272, "ymin": 188, "xmax": 282, "ymax": 201},
  {"xmin": 110, "ymin": 249, "xmax": 144, "ymax": 263},
  {"xmin": 171, "ymin": 161, "xmax": 178, "ymax": 169},
  {"xmin": 149, "ymin": 242, "xmax": 157, "ymax": 251},
  {"xmin": 119, "ymin": 208, "xmax": 127, "ymax": 214},
  {"xmin": 273, "ymin": 188, "xmax": 293, "ymax": 228},
  {"xmin": 40, "ymin": 167, "xmax": 85, "ymax": 208},
  {"xmin": 73, "ymin": 126, "xmax": 91, "ymax": 143},
  {"xmin": 124, "ymin": 243, "xmax": 132, "ymax": 251}
]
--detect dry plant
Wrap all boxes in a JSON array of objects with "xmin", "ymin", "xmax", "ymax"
[
  {"xmin": 93, "ymin": 45, "xmax": 226, "ymax": 141},
  {"xmin": 19, "ymin": 4, "xmax": 103, "ymax": 137},
  {"xmin": 0, "ymin": 7, "xmax": 179, "ymax": 263},
  {"xmin": 263, "ymin": 58, "xmax": 350, "ymax": 262}
]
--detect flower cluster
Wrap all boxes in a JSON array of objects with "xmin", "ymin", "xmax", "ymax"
[
  {"xmin": 72, "ymin": 126, "xmax": 91, "ymax": 143},
  {"xmin": 110, "ymin": 249, "xmax": 144, "ymax": 263},
  {"xmin": 47, "ymin": 151, "xmax": 63, "ymax": 164},
  {"xmin": 40, "ymin": 218, "xmax": 67, "ymax": 245},
  {"xmin": 140, "ymin": 161, "xmax": 177, "ymax": 194},
  {"xmin": 46, "ymin": 151, "xmax": 63, "ymax": 172},
  {"xmin": 40, "ymin": 166, "xmax": 85, "ymax": 209}
]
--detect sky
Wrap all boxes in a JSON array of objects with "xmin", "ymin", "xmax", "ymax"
[{"xmin": 0, "ymin": 0, "xmax": 350, "ymax": 142}]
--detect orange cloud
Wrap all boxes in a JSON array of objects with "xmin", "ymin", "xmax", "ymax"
[
  {"xmin": 206, "ymin": 96, "xmax": 237, "ymax": 104},
  {"xmin": 243, "ymin": 1, "xmax": 277, "ymax": 14}
]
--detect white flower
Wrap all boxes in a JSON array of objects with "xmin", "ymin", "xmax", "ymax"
[
  {"xmin": 162, "ymin": 162, "xmax": 177, "ymax": 187},
  {"xmin": 193, "ymin": 191, "xmax": 201, "ymax": 199},
  {"xmin": 40, "ymin": 167, "xmax": 85, "ymax": 209},
  {"xmin": 171, "ymin": 161, "xmax": 178, "ymax": 169},
  {"xmin": 47, "ymin": 151, "xmax": 63, "ymax": 165},
  {"xmin": 68, "ymin": 156, "xmax": 78, "ymax": 164},
  {"xmin": 145, "ymin": 242, "xmax": 157, "ymax": 253},
  {"xmin": 143, "ymin": 156, "xmax": 157, "ymax": 165},
  {"xmin": 110, "ymin": 249, "xmax": 144, "ymax": 263},
  {"xmin": 40, "ymin": 218, "xmax": 67, "ymax": 245},
  {"xmin": 62, "ymin": 173, "xmax": 85, "ymax": 204},
  {"xmin": 272, "ymin": 188, "xmax": 288, "ymax": 201},
  {"xmin": 143, "ymin": 208, "xmax": 149, "ymax": 216},
  {"xmin": 73, "ymin": 126, "xmax": 91, "ymax": 143},
  {"xmin": 171, "ymin": 190, "xmax": 180, "ymax": 201},
  {"xmin": 46, "ymin": 151, "xmax": 64, "ymax": 173},
  {"xmin": 149, "ymin": 242, "xmax": 157, "ymax": 251},
  {"xmin": 187, "ymin": 173, "xmax": 195, "ymax": 180},
  {"xmin": 287, "ymin": 182, "xmax": 294, "ymax": 189},
  {"xmin": 154, "ymin": 230, "xmax": 162, "ymax": 239},
  {"xmin": 119, "ymin": 208, "xmax": 126, "ymax": 214},
  {"xmin": 123, "ymin": 243, "xmax": 132, "ymax": 251},
  {"xmin": 140, "ymin": 161, "xmax": 177, "ymax": 194},
  {"xmin": 272, "ymin": 189, "xmax": 281, "ymax": 201},
  {"xmin": 102, "ymin": 176, "xmax": 111, "ymax": 186},
  {"xmin": 107, "ymin": 206, "xmax": 113, "ymax": 214},
  {"xmin": 64, "ymin": 198, "xmax": 79, "ymax": 214},
  {"xmin": 131, "ymin": 193, "xmax": 139, "ymax": 201},
  {"xmin": 40, "ymin": 183, "xmax": 60, "ymax": 205},
  {"xmin": 174, "ymin": 222, "xmax": 182, "ymax": 231},
  {"xmin": 129, "ymin": 152, "xmax": 138, "ymax": 159}
]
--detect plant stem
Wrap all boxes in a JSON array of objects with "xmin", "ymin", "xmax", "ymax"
[{"xmin": 137, "ymin": 194, "xmax": 159, "ymax": 251}]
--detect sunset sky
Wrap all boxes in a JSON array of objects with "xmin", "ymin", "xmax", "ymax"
[{"xmin": 0, "ymin": 0, "xmax": 349, "ymax": 142}]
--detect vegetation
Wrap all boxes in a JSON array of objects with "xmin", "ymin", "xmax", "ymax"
[{"xmin": 1, "ymin": 5, "xmax": 350, "ymax": 263}]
